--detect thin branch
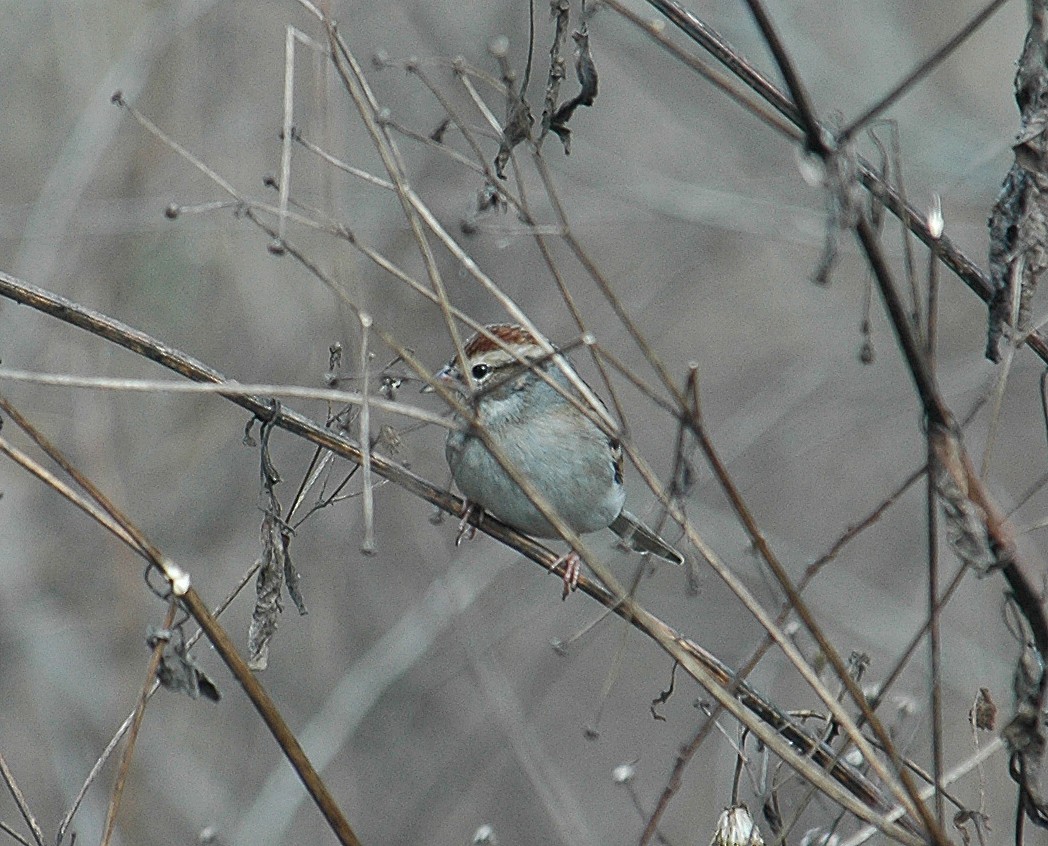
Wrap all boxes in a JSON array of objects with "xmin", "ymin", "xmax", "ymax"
[
  {"xmin": 0, "ymin": 754, "xmax": 43, "ymax": 846},
  {"xmin": 0, "ymin": 819, "xmax": 32, "ymax": 846},
  {"xmin": 357, "ymin": 313, "xmax": 376, "ymax": 554},
  {"xmin": 57, "ymin": 563, "xmax": 260, "ymax": 844},
  {"xmin": 741, "ymin": 0, "xmax": 827, "ymax": 154},
  {"xmin": 840, "ymin": 738, "xmax": 1005, "ymax": 846},
  {"xmin": 602, "ymin": 0, "xmax": 802, "ymax": 141},
  {"xmin": 926, "ymin": 223, "xmax": 945, "ymax": 830},
  {"xmin": 320, "ymin": 18, "xmax": 470, "ymax": 395},
  {"xmin": 639, "ymin": 0, "xmax": 1048, "ymax": 366},
  {"xmin": 839, "ymin": 0, "xmax": 1013, "ymax": 140},
  {"xmin": 640, "ymin": 457, "xmax": 928, "ymax": 840},
  {"xmin": 0, "ymin": 434, "xmax": 140, "ymax": 552},
  {"xmin": 99, "ymin": 598, "xmax": 179, "ymax": 846},
  {"xmin": 677, "ymin": 369, "xmax": 927, "ymax": 830},
  {"xmin": 0, "ymin": 271, "xmax": 923, "ymax": 846},
  {"xmin": 0, "ymin": 369, "xmax": 453, "ymax": 430},
  {"xmin": 0, "ymin": 388, "xmax": 363, "ymax": 846}
]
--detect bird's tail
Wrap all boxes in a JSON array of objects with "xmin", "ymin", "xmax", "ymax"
[{"xmin": 609, "ymin": 511, "xmax": 684, "ymax": 565}]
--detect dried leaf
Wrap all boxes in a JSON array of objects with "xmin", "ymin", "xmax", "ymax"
[
  {"xmin": 548, "ymin": 27, "xmax": 599, "ymax": 155},
  {"xmin": 246, "ymin": 416, "xmax": 307, "ymax": 670},
  {"xmin": 1002, "ymin": 639, "xmax": 1048, "ymax": 826},
  {"xmin": 971, "ymin": 686, "xmax": 997, "ymax": 731},
  {"xmin": 494, "ymin": 97, "xmax": 533, "ymax": 179},
  {"xmin": 986, "ymin": 9, "xmax": 1048, "ymax": 360},
  {"xmin": 539, "ymin": 0, "xmax": 571, "ymax": 143},
  {"xmin": 931, "ymin": 428, "xmax": 999, "ymax": 576},
  {"xmin": 953, "ymin": 810, "xmax": 991, "ymax": 846},
  {"xmin": 147, "ymin": 627, "xmax": 221, "ymax": 702},
  {"xmin": 283, "ymin": 541, "xmax": 307, "ymax": 615},
  {"xmin": 248, "ymin": 510, "xmax": 308, "ymax": 669}
]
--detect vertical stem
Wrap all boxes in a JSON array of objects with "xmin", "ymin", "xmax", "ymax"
[
  {"xmin": 277, "ymin": 26, "xmax": 296, "ymax": 246},
  {"xmin": 358, "ymin": 312, "xmax": 376, "ymax": 554},
  {"xmin": 926, "ymin": 205, "xmax": 944, "ymax": 827},
  {"xmin": 100, "ymin": 598, "xmax": 179, "ymax": 846},
  {"xmin": 855, "ymin": 213, "xmax": 952, "ymax": 846}
]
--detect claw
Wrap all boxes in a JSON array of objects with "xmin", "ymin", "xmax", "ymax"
[
  {"xmin": 455, "ymin": 501, "xmax": 479, "ymax": 545},
  {"xmin": 557, "ymin": 551, "xmax": 582, "ymax": 600}
]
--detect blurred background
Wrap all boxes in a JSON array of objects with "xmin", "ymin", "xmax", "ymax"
[{"xmin": 0, "ymin": 1, "xmax": 1041, "ymax": 844}]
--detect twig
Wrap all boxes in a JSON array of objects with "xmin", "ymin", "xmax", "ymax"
[
  {"xmin": 0, "ymin": 754, "xmax": 43, "ymax": 846},
  {"xmin": 0, "ymin": 820, "xmax": 32, "ymax": 846},
  {"xmin": 603, "ymin": 0, "xmax": 802, "ymax": 141},
  {"xmin": 0, "ymin": 389, "xmax": 363, "ymax": 846},
  {"xmin": 99, "ymin": 598, "xmax": 179, "ymax": 846},
  {"xmin": 640, "ymin": 460, "xmax": 927, "ymax": 843},
  {"xmin": 639, "ymin": 0, "xmax": 1048, "ymax": 366},
  {"xmin": 0, "ymin": 271, "xmax": 923, "ymax": 845},
  {"xmin": 678, "ymin": 368, "xmax": 926, "ymax": 830},
  {"xmin": 0, "ymin": 368, "xmax": 453, "ymax": 430},
  {"xmin": 839, "ymin": 0, "xmax": 1013, "ymax": 141},
  {"xmin": 57, "ymin": 564, "xmax": 259, "ymax": 844},
  {"xmin": 925, "ymin": 205, "xmax": 945, "ymax": 829},
  {"xmin": 740, "ymin": 0, "xmax": 827, "ymax": 154},
  {"xmin": 839, "ymin": 738, "xmax": 1005, "ymax": 846},
  {"xmin": 357, "ymin": 313, "xmax": 376, "ymax": 554}
]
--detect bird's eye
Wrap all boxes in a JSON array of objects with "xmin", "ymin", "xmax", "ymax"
[{"xmin": 471, "ymin": 363, "xmax": 491, "ymax": 380}]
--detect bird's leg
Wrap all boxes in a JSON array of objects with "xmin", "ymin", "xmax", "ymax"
[
  {"xmin": 555, "ymin": 550, "xmax": 582, "ymax": 600},
  {"xmin": 455, "ymin": 500, "xmax": 480, "ymax": 545}
]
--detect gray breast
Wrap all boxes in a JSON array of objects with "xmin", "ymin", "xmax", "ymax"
[{"xmin": 445, "ymin": 409, "xmax": 625, "ymax": 538}]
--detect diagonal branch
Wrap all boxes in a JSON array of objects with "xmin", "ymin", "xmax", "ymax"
[
  {"xmin": 640, "ymin": 0, "xmax": 1048, "ymax": 367},
  {"xmin": 0, "ymin": 270, "xmax": 924, "ymax": 845},
  {"xmin": 0, "ymin": 384, "xmax": 363, "ymax": 846}
]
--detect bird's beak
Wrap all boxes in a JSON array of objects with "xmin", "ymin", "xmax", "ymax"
[{"xmin": 421, "ymin": 365, "xmax": 457, "ymax": 394}]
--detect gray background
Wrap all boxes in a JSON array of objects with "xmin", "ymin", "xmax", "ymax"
[{"xmin": 0, "ymin": 2, "xmax": 1040, "ymax": 845}]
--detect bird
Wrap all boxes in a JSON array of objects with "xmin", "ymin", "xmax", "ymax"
[{"xmin": 434, "ymin": 322, "xmax": 683, "ymax": 597}]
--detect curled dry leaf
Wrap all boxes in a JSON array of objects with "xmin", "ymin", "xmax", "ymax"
[
  {"xmin": 248, "ymin": 510, "xmax": 307, "ymax": 671},
  {"xmin": 147, "ymin": 626, "xmax": 221, "ymax": 702},
  {"xmin": 986, "ymin": 6, "xmax": 1048, "ymax": 361},
  {"xmin": 971, "ymin": 686, "xmax": 998, "ymax": 732},
  {"xmin": 548, "ymin": 27, "xmax": 599, "ymax": 154},
  {"xmin": 930, "ymin": 427, "xmax": 1000, "ymax": 576},
  {"xmin": 494, "ymin": 96, "xmax": 533, "ymax": 179},
  {"xmin": 1002, "ymin": 639, "xmax": 1048, "ymax": 826},
  {"xmin": 540, "ymin": 0, "xmax": 571, "ymax": 143}
]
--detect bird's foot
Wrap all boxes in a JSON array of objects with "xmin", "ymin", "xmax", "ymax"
[
  {"xmin": 555, "ymin": 551, "xmax": 582, "ymax": 600},
  {"xmin": 455, "ymin": 501, "xmax": 480, "ymax": 545}
]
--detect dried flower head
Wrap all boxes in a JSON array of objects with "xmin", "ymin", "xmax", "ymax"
[
  {"xmin": 711, "ymin": 804, "xmax": 764, "ymax": 846},
  {"xmin": 472, "ymin": 824, "xmax": 497, "ymax": 844}
]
